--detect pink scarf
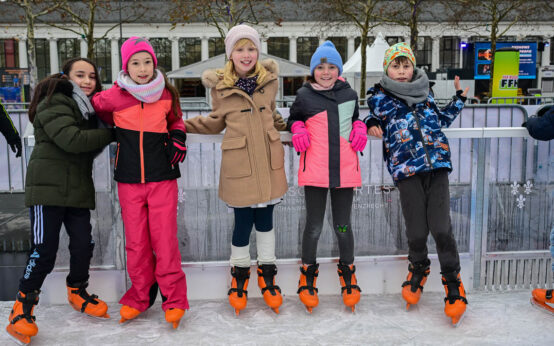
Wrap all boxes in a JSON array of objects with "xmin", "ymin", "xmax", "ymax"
[{"xmin": 117, "ymin": 69, "xmax": 165, "ymax": 103}]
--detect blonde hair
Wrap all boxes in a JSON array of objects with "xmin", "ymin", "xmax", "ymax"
[{"xmin": 220, "ymin": 38, "xmax": 268, "ymax": 88}]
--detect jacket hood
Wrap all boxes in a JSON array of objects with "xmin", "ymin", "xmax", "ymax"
[{"xmin": 201, "ymin": 58, "xmax": 279, "ymax": 88}]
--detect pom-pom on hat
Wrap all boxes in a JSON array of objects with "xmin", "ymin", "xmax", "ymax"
[
  {"xmin": 310, "ymin": 41, "xmax": 343, "ymax": 76},
  {"xmin": 383, "ymin": 42, "xmax": 416, "ymax": 72},
  {"xmin": 224, "ymin": 24, "xmax": 261, "ymax": 59},
  {"xmin": 121, "ymin": 37, "xmax": 157, "ymax": 74}
]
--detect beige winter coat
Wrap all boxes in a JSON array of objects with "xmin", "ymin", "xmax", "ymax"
[{"xmin": 184, "ymin": 59, "xmax": 288, "ymax": 207}]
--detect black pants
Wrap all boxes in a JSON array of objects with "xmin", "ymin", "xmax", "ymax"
[
  {"xmin": 232, "ymin": 205, "xmax": 275, "ymax": 247},
  {"xmin": 397, "ymin": 170, "xmax": 460, "ymax": 273},
  {"xmin": 19, "ymin": 206, "xmax": 94, "ymax": 293},
  {"xmin": 302, "ymin": 186, "xmax": 354, "ymax": 265}
]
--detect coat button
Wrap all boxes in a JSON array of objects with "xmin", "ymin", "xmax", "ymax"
[{"xmin": 259, "ymin": 88, "xmax": 264, "ymax": 94}]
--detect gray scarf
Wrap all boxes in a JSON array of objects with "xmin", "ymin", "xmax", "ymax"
[
  {"xmin": 70, "ymin": 80, "xmax": 95, "ymax": 120},
  {"xmin": 380, "ymin": 68, "xmax": 429, "ymax": 107}
]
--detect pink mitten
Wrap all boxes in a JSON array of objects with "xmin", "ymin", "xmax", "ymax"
[
  {"xmin": 291, "ymin": 121, "xmax": 310, "ymax": 153},
  {"xmin": 349, "ymin": 120, "xmax": 368, "ymax": 152}
]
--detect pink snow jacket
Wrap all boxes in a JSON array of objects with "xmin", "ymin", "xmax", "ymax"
[{"xmin": 287, "ymin": 79, "xmax": 361, "ymax": 188}]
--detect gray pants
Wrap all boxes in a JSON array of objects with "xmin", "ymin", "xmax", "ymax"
[
  {"xmin": 397, "ymin": 170, "xmax": 460, "ymax": 273},
  {"xmin": 302, "ymin": 186, "xmax": 354, "ymax": 265}
]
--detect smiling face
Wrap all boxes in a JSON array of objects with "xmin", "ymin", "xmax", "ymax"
[
  {"xmin": 127, "ymin": 51, "xmax": 155, "ymax": 84},
  {"xmin": 68, "ymin": 60, "xmax": 97, "ymax": 96},
  {"xmin": 313, "ymin": 63, "xmax": 339, "ymax": 89},
  {"xmin": 230, "ymin": 39, "xmax": 258, "ymax": 78},
  {"xmin": 386, "ymin": 57, "xmax": 414, "ymax": 83}
]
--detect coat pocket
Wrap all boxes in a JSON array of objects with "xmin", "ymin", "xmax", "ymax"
[
  {"xmin": 221, "ymin": 136, "xmax": 252, "ymax": 178},
  {"xmin": 267, "ymin": 129, "xmax": 284, "ymax": 170}
]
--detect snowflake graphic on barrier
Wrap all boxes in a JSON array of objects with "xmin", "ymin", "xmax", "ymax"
[
  {"xmin": 524, "ymin": 180, "xmax": 533, "ymax": 195},
  {"xmin": 177, "ymin": 189, "xmax": 186, "ymax": 210},
  {"xmin": 511, "ymin": 181, "xmax": 520, "ymax": 196},
  {"xmin": 516, "ymin": 195, "xmax": 526, "ymax": 209}
]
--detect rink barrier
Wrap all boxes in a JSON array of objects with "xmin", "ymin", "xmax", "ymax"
[{"xmin": 0, "ymin": 105, "xmax": 552, "ymax": 301}]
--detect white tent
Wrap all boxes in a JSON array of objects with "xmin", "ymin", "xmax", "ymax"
[{"xmin": 342, "ymin": 32, "xmax": 389, "ymax": 95}]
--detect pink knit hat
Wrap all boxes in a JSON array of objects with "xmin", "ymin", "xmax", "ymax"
[
  {"xmin": 121, "ymin": 37, "xmax": 157, "ymax": 73},
  {"xmin": 224, "ymin": 24, "xmax": 261, "ymax": 59}
]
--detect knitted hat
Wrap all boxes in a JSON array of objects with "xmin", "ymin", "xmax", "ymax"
[
  {"xmin": 310, "ymin": 41, "xmax": 343, "ymax": 76},
  {"xmin": 224, "ymin": 24, "xmax": 261, "ymax": 59},
  {"xmin": 121, "ymin": 37, "xmax": 157, "ymax": 74},
  {"xmin": 383, "ymin": 42, "xmax": 416, "ymax": 72}
]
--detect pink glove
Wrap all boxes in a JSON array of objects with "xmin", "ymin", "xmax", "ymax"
[
  {"xmin": 291, "ymin": 121, "xmax": 310, "ymax": 153},
  {"xmin": 349, "ymin": 120, "xmax": 368, "ymax": 152}
]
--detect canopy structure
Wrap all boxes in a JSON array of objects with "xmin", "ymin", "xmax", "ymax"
[
  {"xmin": 342, "ymin": 32, "xmax": 389, "ymax": 95},
  {"xmin": 168, "ymin": 53, "xmax": 310, "ymax": 102},
  {"xmin": 168, "ymin": 53, "xmax": 310, "ymax": 79}
]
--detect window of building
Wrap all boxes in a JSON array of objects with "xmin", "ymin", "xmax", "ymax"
[
  {"xmin": 0, "ymin": 39, "xmax": 18, "ymax": 68},
  {"xmin": 440, "ymin": 36, "xmax": 460, "ymax": 69},
  {"xmin": 415, "ymin": 37, "xmax": 432, "ymax": 71},
  {"xmin": 551, "ymin": 37, "xmax": 554, "ymax": 65},
  {"xmin": 267, "ymin": 37, "xmax": 289, "ymax": 60},
  {"xmin": 297, "ymin": 37, "xmax": 318, "ymax": 66},
  {"xmin": 179, "ymin": 38, "xmax": 201, "ymax": 66},
  {"xmin": 282, "ymin": 77, "xmax": 305, "ymax": 96},
  {"xmin": 149, "ymin": 38, "xmax": 172, "ymax": 72},
  {"xmin": 93, "ymin": 38, "xmax": 111, "ymax": 84},
  {"xmin": 175, "ymin": 79, "xmax": 205, "ymax": 98},
  {"xmin": 34, "ymin": 39, "xmax": 50, "ymax": 80},
  {"xmin": 58, "ymin": 38, "xmax": 80, "ymax": 68},
  {"xmin": 386, "ymin": 36, "xmax": 403, "ymax": 46},
  {"xmin": 209, "ymin": 37, "xmax": 225, "ymax": 58},
  {"xmin": 327, "ymin": 37, "xmax": 347, "ymax": 63},
  {"xmin": 354, "ymin": 37, "xmax": 375, "ymax": 49}
]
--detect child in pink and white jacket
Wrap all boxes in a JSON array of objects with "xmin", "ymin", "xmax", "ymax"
[
  {"xmin": 91, "ymin": 37, "xmax": 188, "ymax": 328},
  {"xmin": 286, "ymin": 41, "xmax": 367, "ymax": 313}
]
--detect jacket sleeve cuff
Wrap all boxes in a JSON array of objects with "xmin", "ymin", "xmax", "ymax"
[
  {"xmin": 456, "ymin": 90, "xmax": 467, "ymax": 103},
  {"xmin": 365, "ymin": 118, "xmax": 380, "ymax": 129}
]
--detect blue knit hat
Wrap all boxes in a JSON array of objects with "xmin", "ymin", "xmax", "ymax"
[{"xmin": 310, "ymin": 41, "xmax": 343, "ymax": 76}]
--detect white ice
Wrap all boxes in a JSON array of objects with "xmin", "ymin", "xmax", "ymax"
[{"xmin": 1, "ymin": 290, "xmax": 553, "ymax": 345}]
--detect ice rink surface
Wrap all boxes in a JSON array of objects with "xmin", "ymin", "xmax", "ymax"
[{"xmin": 1, "ymin": 290, "xmax": 552, "ymax": 345}]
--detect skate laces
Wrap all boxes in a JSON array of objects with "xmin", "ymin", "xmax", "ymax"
[
  {"xmin": 298, "ymin": 264, "xmax": 319, "ymax": 295},
  {"xmin": 337, "ymin": 264, "xmax": 361, "ymax": 294},
  {"xmin": 442, "ymin": 275, "xmax": 468, "ymax": 305},
  {"xmin": 258, "ymin": 265, "xmax": 282, "ymax": 296},
  {"xmin": 402, "ymin": 263, "xmax": 430, "ymax": 293},
  {"xmin": 228, "ymin": 267, "xmax": 250, "ymax": 298},
  {"xmin": 12, "ymin": 291, "xmax": 39, "ymax": 324},
  {"xmin": 547, "ymin": 289, "xmax": 553, "ymax": 300},
  {"xmin": 71, "ymin": 286, "xmax": 101, "ymax": 312}
]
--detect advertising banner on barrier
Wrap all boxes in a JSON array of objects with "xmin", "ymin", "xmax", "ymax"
[
  {"xmin": 474, "ymin": 42, "xmax": 537, "ymax": 80},
  {"xmin": 491, "ymin": 48, "xmax": 519, "ymax": 104}
]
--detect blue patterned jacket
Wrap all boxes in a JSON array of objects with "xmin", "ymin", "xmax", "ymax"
[{"xmin": 365, "ymin": 85, "xmax": 465, "ymax": 183}]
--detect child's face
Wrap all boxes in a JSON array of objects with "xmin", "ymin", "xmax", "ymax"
[
  {"xmin": 127, "ymin": 51, "xmax": 154, "ymax": 85},
  {"xmin": 387, "ymin": 59, "xmax": 414, "ymax": 82},
  {"xmin": 230, "ymin": 41, "xmax": 258, "ymax": 78},
  {"xmin": 313, "ymin": 63, "xmax": 339, "ymax": 89},
  {"xmin": 68, "ymin": 60, "xmax": 97, "ymax": 96}
]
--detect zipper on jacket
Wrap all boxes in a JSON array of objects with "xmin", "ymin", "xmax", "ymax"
[
  {"xmin": 411, "ymin": 107, "xmax": 432, "ymax": 167},
  {"xmin": 302, "ymin": 151, "xmax": 307, "ymax": 172},
  {"xmin": 140, "ymin": 102, "xmax": 145, "ymax": 183},
  {"xmin": 115, "ymin": 143, "xmax": 120, "ymax": 169}
]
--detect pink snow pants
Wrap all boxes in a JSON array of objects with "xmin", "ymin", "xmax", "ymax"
[{"xmin": 117, "ymin": 179, "xmax": 189, "ymax": 312}]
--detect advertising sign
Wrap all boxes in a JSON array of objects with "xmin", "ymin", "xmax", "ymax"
[
  {"xmin": 474, "ymin": 42, "xmax": 537, "ymax": 80},
  {"xmin": 491, "ymin": 48, "xmax": 519, "ymax": 104}
]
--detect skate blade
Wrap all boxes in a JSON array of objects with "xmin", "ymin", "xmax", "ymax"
[
  {"xmin": 271, "ymin": 307, "xmax": 279, "ymax": 314},
  {"xmin": 171, "ymin": 320, "xmax": 180, "ymax": 329},
  {"xmin": 234, "ymin": 309, "xmax": 241, "ymax": 317},
  {"xmin": 304, "ymin": 306, "xmax": 314, "ymax": 314},
  {"xmin": 451, "ymin": 313, "xmax": 465, "ymax": 327},
  {"xmin": 5, "ymin": 325, "xmax": 31, "ymax": 345},
  {"xmin": 530, "ymin": 297, "xmax": 554, "ymax": 315},
  {"xmin": 406, "ymin": 303, "xmax": 411, "ymax": 311}
]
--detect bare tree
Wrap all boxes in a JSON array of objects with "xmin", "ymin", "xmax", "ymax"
[
  {"xmin": 443, "ymin": 0, "xmax": 540, "ymax": 96},
  {"xmin": 44, "ymin": 0, "xmax": 146, "ymax": 60},
  {"xmin": 315, "ymin": 0, "xmax": 383, "ymax": 103},
  {"xmin": 169, "ymin": 0, "xmax": 281, "ymax": 39},
  {"xmin": 374, "ymin": 0, "xmax": 431, "ymax": 53},
  {"xmin": 10, "ymin": 0, "xmax": 63, "ymax": 93}
]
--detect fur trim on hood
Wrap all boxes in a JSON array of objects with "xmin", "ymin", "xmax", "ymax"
[{"xmin": 201, "ymin": 58, "xmax": 279, "ymax": 88}]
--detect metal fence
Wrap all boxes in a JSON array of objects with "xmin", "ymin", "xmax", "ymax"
[
  {"xmin": 488, "ymin": 96, "xmax": 554, "ymax": 105},
  {"xmin": 0, "ymin": 105, "xmax": 552, "ymax": 291}
]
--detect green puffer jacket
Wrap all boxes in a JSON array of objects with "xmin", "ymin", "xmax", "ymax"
[{"xmin": 25, "ymin": 81, "xmax": 114, "ymax": 209}]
